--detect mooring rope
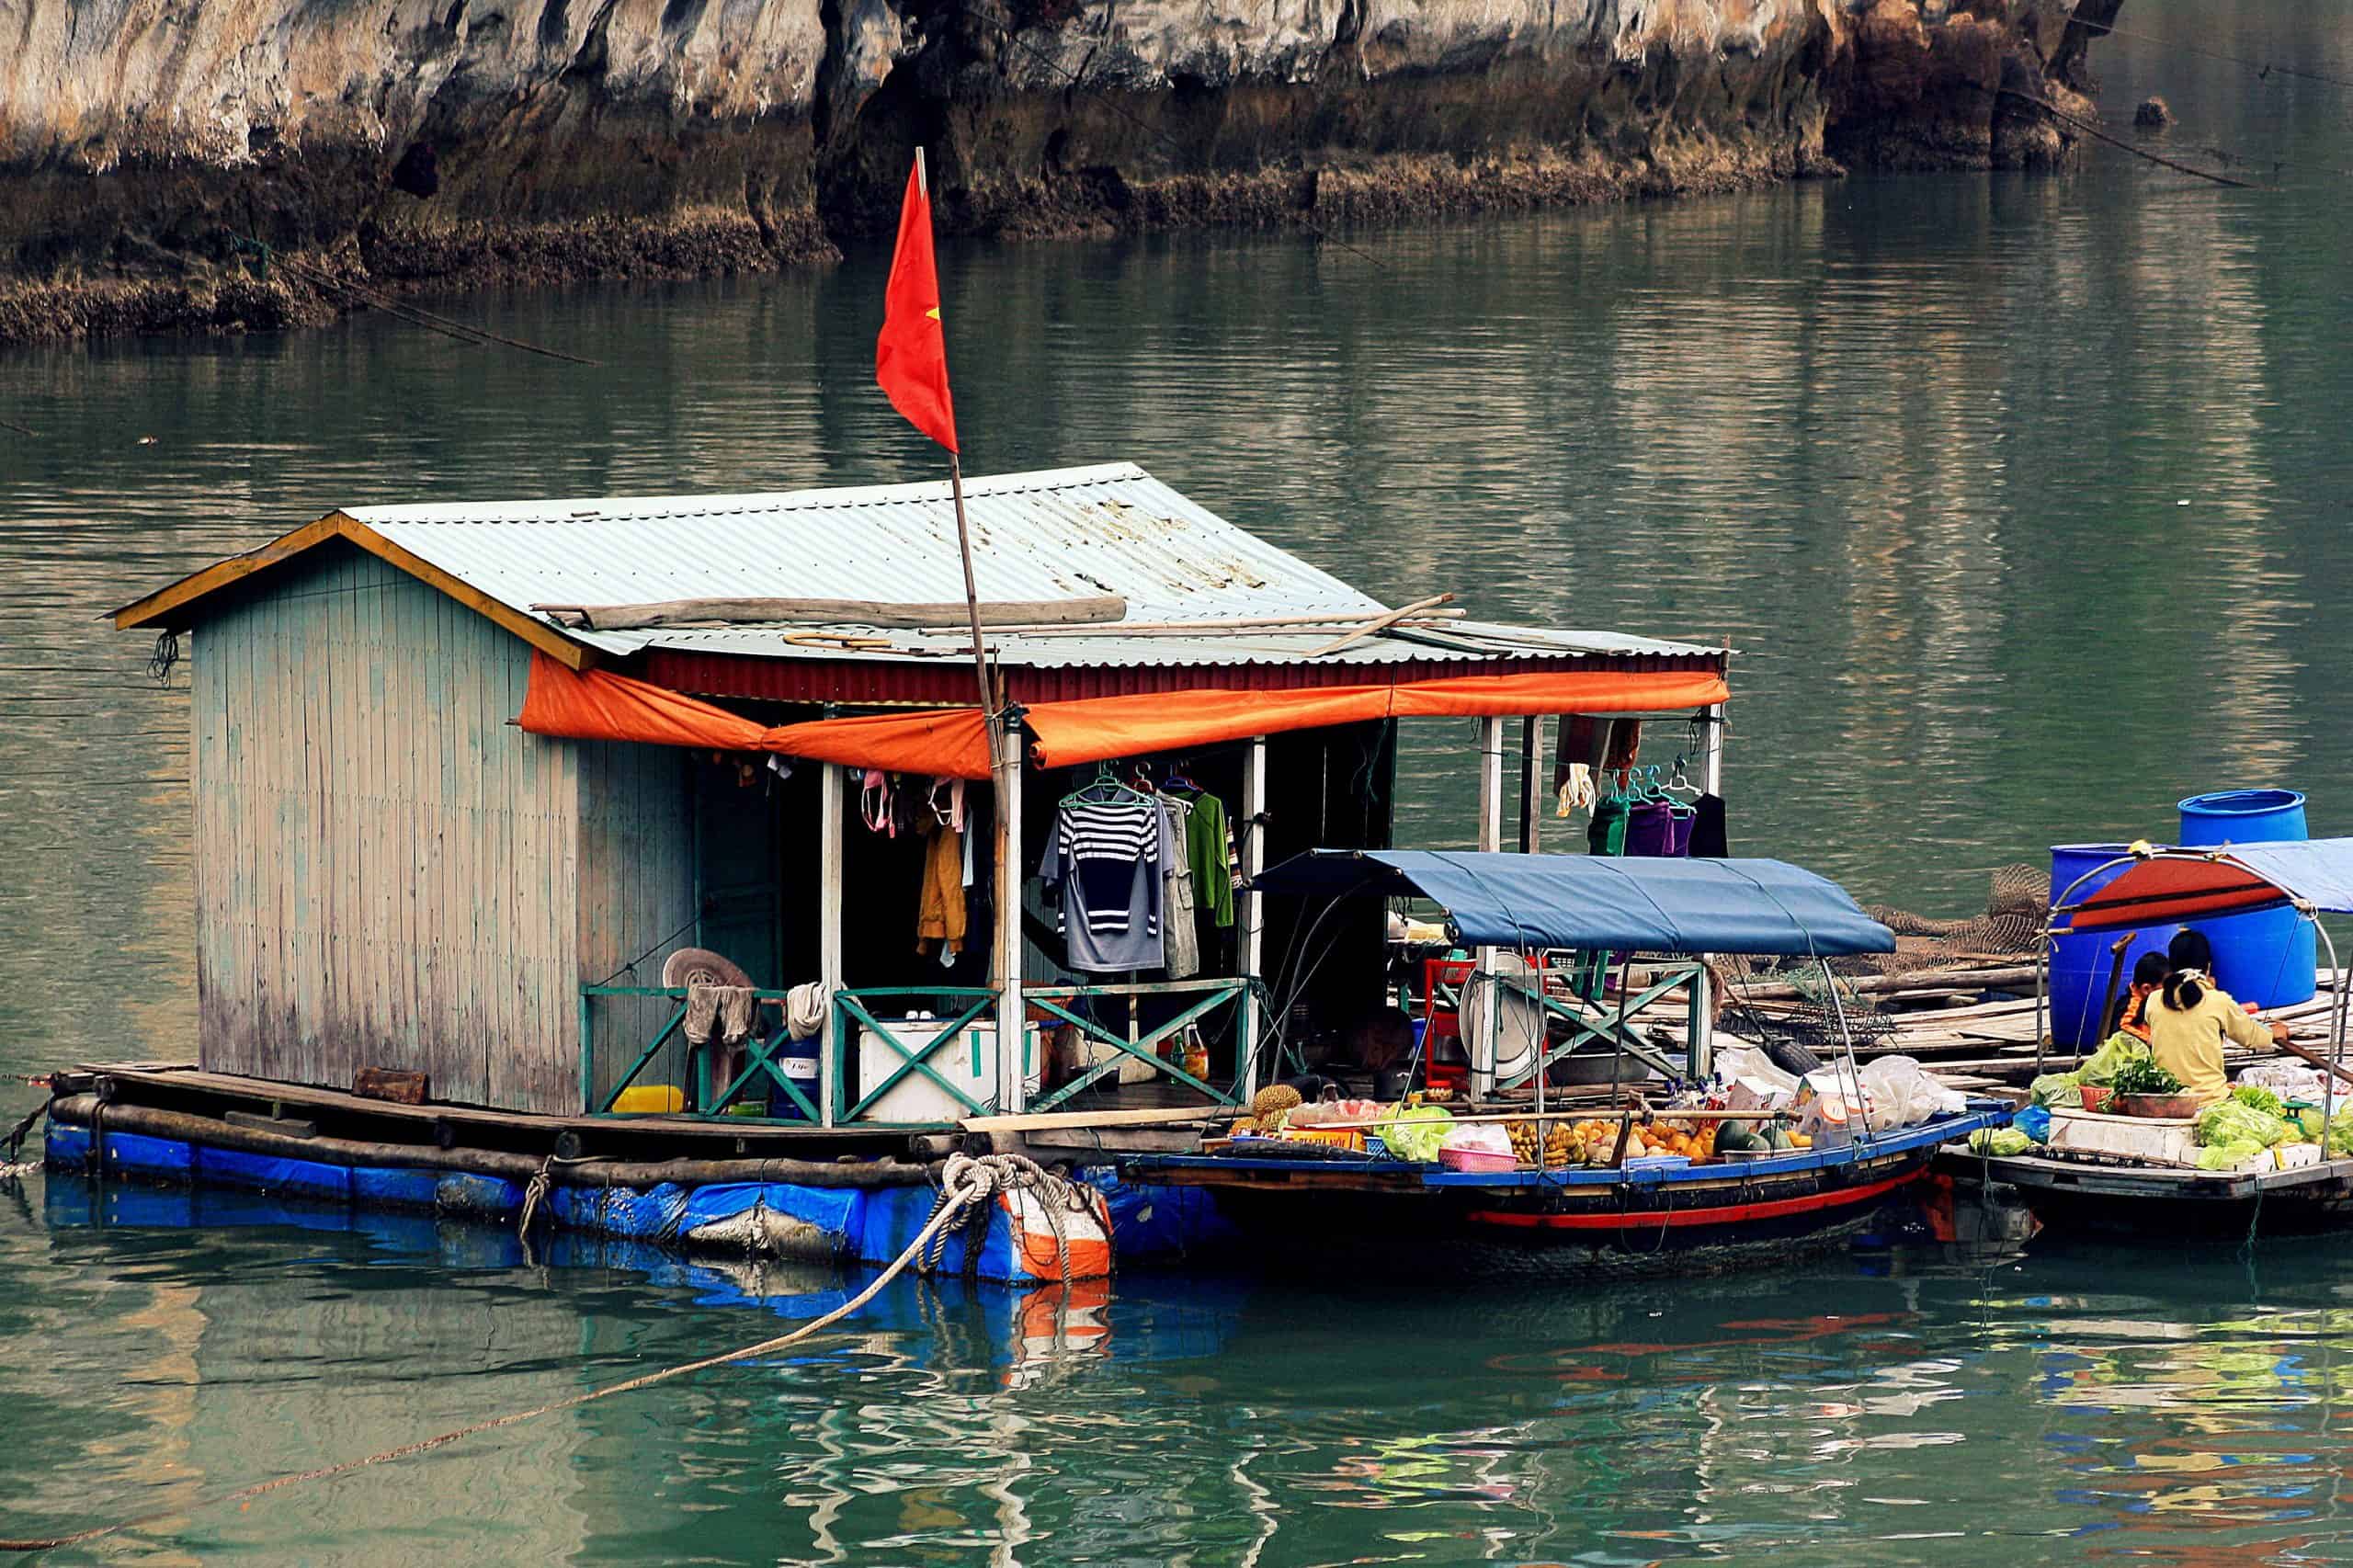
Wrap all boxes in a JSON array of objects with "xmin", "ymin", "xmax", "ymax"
[{"xmin": 0, "ymin": 1152, "xmax": 1081, "ymax": 1553}]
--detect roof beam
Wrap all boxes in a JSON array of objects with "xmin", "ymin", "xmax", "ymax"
[{"xmin": 110, "ymin": 512, "xmax": 597, "ymax": 670}]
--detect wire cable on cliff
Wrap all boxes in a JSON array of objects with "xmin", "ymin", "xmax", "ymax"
[
  {"xmin": 228, "ymin": 234, "xmax": 601, "ymax": 365},
  {"xmin": 2083, "ymin": 19, "xmax": 2353, "ymax": 92},
  {"xmin": 1991, "ymin": 86, "xmax": 2264, "ymax": 188}
]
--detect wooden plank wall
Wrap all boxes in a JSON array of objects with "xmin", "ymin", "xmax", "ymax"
[
  {"xmin": 574, "ymin": 740, "xmax": 697, "ymax": 1108},
  {"xmin": 190, "ymin": 546, "xmax": 587, "ymax": 1110}
]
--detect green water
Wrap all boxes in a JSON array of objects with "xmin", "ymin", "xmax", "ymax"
[{"xmin": 6, "ymin": 3, "xmax": 2353, "ymax": 1559}]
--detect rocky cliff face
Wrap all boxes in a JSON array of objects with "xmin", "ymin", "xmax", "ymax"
[{"xmin": 0, "ymin": 0, "xmax": 2117, "ymax": 339}]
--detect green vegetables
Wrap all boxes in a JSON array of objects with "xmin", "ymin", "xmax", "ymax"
[
  {"xmin": 2197, "ymin": 1141, "xmax": 2266, "ymax": 1171},
  {"xmin": 2327, "ymin": 1111, "xmax": 2353, "ymax": 1158},
  {"xmin": 1967, "ymin": 1128, "xmax": 2032, "ymax": 1156},
  {"xmin": 2195, "ymin": 1099, "xmax": 2291, "ymax": 1150},
  {"xmin": 2109, "ymin": 1058, "xmax": 2186, "ymax": 1096},
  {"xmin": 2231, "ymin": 1084, "xmax": 2285, "ymax": 1118},
  {"xmin": 1379, "ymin": 1106, "xmax": 1456, "ymax": 1163}
]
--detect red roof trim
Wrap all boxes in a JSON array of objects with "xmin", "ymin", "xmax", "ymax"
[{"xmin": 639, "ymin": 649, "xmax": 1729, "ymax": 707}]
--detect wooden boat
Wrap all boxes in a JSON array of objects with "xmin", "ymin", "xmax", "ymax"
[
  {"xmin": 1116, "ymin": 848, "xmax": 2015, "ymax": 1276},
  {"xmin": 1129, "ymin": 1108, "xmax": 2007, "ymax": 1277}
]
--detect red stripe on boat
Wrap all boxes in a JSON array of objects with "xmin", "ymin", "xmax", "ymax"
[{"xmin": 1463, "ymin": 1171, "xmax": 1919, "ymax": 1231}]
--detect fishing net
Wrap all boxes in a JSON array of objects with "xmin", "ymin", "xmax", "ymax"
[
  {"xmin": 1711, "ymin": 865, "xmax": 2047, "ymax": 1066},
  {"xmin": 1851, "ymin": 862, "xmax": 2048, "ymax": 978}
]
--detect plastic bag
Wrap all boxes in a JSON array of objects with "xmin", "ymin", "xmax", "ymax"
[
  {"xmin": 1380, "ymin": 1106, "xmax": 1455, "ymax": 1163},
  {"xmin": 2015, "ymin": 1105, "xmax": 2052, "ymax": 1143},
  {"xmin": 2031, "ymin": 1072, "xmax": 2085, "ymax": 1108},
  {"xmin": 2238, "ymin": 1061, "xmax": 2327, "ymax": 1101},
  {"xmin": 2078, "ymin": 1032, "xmax": 2152, "ymax": 1086},
  {"xmin": 2195, "ymin": 1100, "xmax": 2290, "ymax": 1149},
  {"xmin": 1967, "ymin": 1128, "xmax": 2031, "ymax": 1156},
  {"xmin": 1859, "ymin": 1056, "xmax": 1968, "ymax": 1131},
  {"xmin": 1440, "ymin": 1122, "xmax": 1512, "ymax": 1155}
]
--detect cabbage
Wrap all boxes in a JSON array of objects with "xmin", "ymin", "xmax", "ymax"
[
  {"xmin": 2031, "ymin": 1073, "xmax": 2085, "ymax": 1108},
  {"xmin": 1380, "ymin": 1106, "xmax": 1455, "ymax": 1163},
  {"xmin": 2196, "ymin": 1141, "xmax": 2265, "ymax": 1172},
  {"xmin": 2080, "ymin": 1033, "xmax": 2152, "ymax": 1087},
  {"xmin": 2231, "ymin": 1084, "xmax": 2285, "ymax": 1118},
  {"xmin": 2328, "ymin": 1111, "xmax": 2353, "ymax": 1158},
  {"xmin": 2195, "ymin": 1100, "xmax": 2290, "ymax": 1149},
  {"xmin": 1967, "ymin": 1128, "xmax": 2031, "ymax": 1156}
]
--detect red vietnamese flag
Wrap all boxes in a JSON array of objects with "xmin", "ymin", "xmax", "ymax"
[{"xmin": 875, "ymin": 154, "xmax": 959, "ymax": 452}]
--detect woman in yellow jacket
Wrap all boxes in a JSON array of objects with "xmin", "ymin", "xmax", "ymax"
[{"xmin": 2145, "ymin": 964, "xmax": 2290, "ymax": 1103}]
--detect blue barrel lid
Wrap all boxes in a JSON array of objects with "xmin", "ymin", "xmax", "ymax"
[{"xmin": 2179, "ymin": 788, "xmax": 2307, "ymax": 818}]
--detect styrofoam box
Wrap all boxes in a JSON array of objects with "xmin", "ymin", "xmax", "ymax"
[
  {"xmin": 858, "ymin": 1018, "xmax": 1041, "ymax": 1123},
  {"xmin": 2047, "ymin": 1108, "xmax": 2202, "ymax": 1168}
]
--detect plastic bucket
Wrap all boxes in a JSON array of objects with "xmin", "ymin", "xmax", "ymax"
[
  {"xmin": 2048, "ymin": 844, "xmax": 2176, "ymax": 1049},
  {"xmin": 772, "ymin": 1033, "xmax": 822, "ymax": 1119},
  {"xmin": 2177, "ymin": 789, "xmax": 2316, "ymax": 1008}
]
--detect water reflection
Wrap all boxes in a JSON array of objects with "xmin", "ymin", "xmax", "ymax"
[{"xmin": 17, "ymin": 1169, "xmax": 2353, "ymax": 1562}]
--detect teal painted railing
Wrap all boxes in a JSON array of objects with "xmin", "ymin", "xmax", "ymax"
[
  {"xmin": 587, "ymin": 976, "xmax": 1267, "ymax": 1127},
  {"xmin": 580, "ymin": 984, "xmax": 820, "ymax": 1120}
]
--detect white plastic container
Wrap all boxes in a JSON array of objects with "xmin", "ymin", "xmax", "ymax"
[
  {"xmin": 858, "ymin": 1017, "xmax": 1041, "ymax": 1122},
  {"xmin": 2046, "ymin": 1108, "xmax": 2201, "ymax": 1168}
]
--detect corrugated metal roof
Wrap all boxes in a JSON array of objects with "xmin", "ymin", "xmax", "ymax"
[{"xmin": 341, "ymin": 462, "xmax": 1716, "ymax": 669}]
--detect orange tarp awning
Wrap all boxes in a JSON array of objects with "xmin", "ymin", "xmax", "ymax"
[{"xmin": 517, "ymin": 653, "xmax": 1729, "ymax": 779}]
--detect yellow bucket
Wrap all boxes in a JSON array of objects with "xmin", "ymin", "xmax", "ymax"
[{"xmin": 611, "ymin": 1085, "xmax": 684, "ymax": 1115}]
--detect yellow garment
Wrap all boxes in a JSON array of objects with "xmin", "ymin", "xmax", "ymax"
[
  {"xmin": 915, "ymin": 819, "xmax": 966, "ymax": 959},
  {"xmin": 2145, "ymin": 981, "xmax": 2272, "ymax": 1103}
]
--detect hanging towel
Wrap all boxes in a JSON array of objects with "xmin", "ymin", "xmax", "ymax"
[{"xmin": 686, "ymin": 983, "xmax": 758, "ymax": 1047}]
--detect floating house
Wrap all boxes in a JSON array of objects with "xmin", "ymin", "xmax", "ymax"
[{"xmin": 58, "ymin": 461, "xmax": 1735, "ymax": 1277}]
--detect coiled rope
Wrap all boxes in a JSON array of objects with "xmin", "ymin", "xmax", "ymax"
[{"xmin": 0, "ymin": 1152, "xmax": 1086, "ymax": 1553}]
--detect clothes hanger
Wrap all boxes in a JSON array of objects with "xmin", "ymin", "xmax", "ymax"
[{"xmin": 1063, "ymin": 760, "xmax": 1154, "ymax": 806}]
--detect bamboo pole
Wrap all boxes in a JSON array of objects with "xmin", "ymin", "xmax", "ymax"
[{"xmin": 1307, "ymin": 594, "xmax": 1458, "ymax": 657}]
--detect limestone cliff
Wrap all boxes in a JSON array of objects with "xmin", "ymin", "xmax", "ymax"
[{"xmin": 0, "ymin": 0, "xmax": 2119, "ymax": 339}]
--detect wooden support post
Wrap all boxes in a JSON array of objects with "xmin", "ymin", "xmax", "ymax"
[
  {"xmin": 1518, "ymin": 715, "xmax": 1543, "ymax": 854},
  {"xmin": 995, "ymin": 711, "xmax": 1027, "ymax": 1115},
  {"xmin": 819, "ymin": 748, "xmax": 845, "ymax": 1128},
  {"xmin": 1473, "ymin": 716, "xmax": 1506, "ymax": 1098},
  {"xmin": 1690, "ymin": 701, "xmax": 1725, "ymax": 1082},
  {"xmin": 1238, "ymin": 733, "xmax": 1268, "ymax": 1099}
]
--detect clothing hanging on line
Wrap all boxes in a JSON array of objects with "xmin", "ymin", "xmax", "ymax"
[
  {"xmin": 1689, "ymin": 793, "xmax": 1729, "ymax": 858},
  {"xmin": 1169, "ymin": 786, "xmax": 1236, "ymax": 930},
  {"xmin": 1621, "ymin": 801, "xmax": 1690, "ymax": 858},
  {"xmin": 1161, "ymin": 796, "xmax": 1202, "ymax": 980},
  {"xmin": 915, "ymin": 813, "xmax": 966, "ymax": 960},
  {"xmin": 1587, "ymin": 796, "xmax": 1629, "ymax": 858},
  {"xmin": 1040, "ymin": 794, "xmax": 1170, "ymax": 972}
]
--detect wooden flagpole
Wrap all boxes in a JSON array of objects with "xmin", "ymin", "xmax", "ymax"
[{"xmin": 915, "ymin": 147, "xmax": 1000, "ymax": 767}]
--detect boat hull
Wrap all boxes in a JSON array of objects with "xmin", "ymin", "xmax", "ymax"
[
  {"xmin": 1948, "ymin": 1149, "xmax": 2353, "ymax": 1239},
  {"xmin": 1123, "ymin": 1109, "xmax": 2006, "ymax": 1279}
]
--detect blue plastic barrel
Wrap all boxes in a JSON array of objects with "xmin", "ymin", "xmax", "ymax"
[
  {"xmin": 2048, "ymin": 844, "xmax": 2177, "ymax": 1048},
  {"xmin": 775, "ymin": 1032, "xmax": 823, "ymax": 1118},
  {"xmin": 2178, "ymin": 789, "xmax": 2316, "ymax": 1009}
]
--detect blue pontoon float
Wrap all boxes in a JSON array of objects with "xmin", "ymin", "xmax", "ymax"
[{"xmin": 1123, "ymin": 850, "xmax": 2010, "ymax": 1275}]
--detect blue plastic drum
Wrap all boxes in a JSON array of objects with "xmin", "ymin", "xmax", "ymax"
[
  {"xmin": 2048, "ymin": 844, "xmax": 2176, "ymax": 1049},
  {"xmin": 2177, "ymin": 789, "xmax": 2317, "ymax": 1009}
]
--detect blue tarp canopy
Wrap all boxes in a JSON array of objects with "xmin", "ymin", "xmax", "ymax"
[
  {"xmin": 2057, "ymin": 838, "xmax": 2353, "ymax": 932},
  {"xmin": 1247, "ymin": 849, "xmax": 1897, "ymax": 958}
]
